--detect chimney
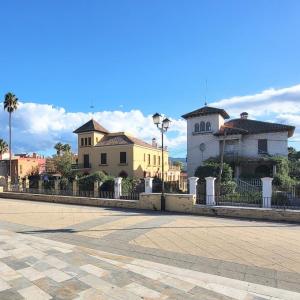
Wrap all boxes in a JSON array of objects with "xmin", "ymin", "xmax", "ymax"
[
  {"xmin": 240, "ymin": 112, "xmax": 248, "ymax": 119},
  {"xmin": 152, "ymin": 138, "xmax": 157, "ymax": 148}
]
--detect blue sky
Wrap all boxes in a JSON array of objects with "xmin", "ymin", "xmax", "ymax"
[{"xmin": 0, "ymin": 0, "xmax": 300, "ymax": 156}]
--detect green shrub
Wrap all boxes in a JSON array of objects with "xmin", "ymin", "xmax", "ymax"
[
  {"xmin": 220, "ymin": 181, "xmax": 237, "ymax": 194},
  {"xmin": 122, "ymin": 177, "xmax": 140, "ymax": 193},
  {"xmin": 195, "ymin": 161, "xmax": 233, "ymax": 182}
]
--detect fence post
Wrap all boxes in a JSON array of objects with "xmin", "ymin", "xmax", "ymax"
[
  {"xmin": 54, "ymin": 179, "xmax": 60, "ymax": 194},
  {"xmin": 188, "ymin": 177, "xmax": 199, "ymax": 195},
  {"xmin": 38, "ymin": 179, "xmax": 43, "ymax": 193},
  {"xmin": 145, "ymin": 177, "xmax": 153, "ymax": 194},
  {"xmin": 72, "ymin": 178, "xmax": 78, "ymax": 196},
  {"xmin": 205, "ymin": 177, "xmax": 216, "ymax": 205},
  {"xmin": 261, "ymin": 177, "xmax": 273, "ymax": 208},
  {"xmin": 94, "ymin": 181, "xmax": 99, "ymax": 198},
  {"xmin": 7, "ymin": 176, "xmax": 11, "ymax": 191},
  {"xmin": 24, "ymin": 176, "xmax": 29, "ymax": 191},
  {"xmin": 18, "ymin": 177, "xmax": 23, "ymax": 192},
  {"xmin": 114, "ymin": 177, "xmax": 122, "ymax": 199}
]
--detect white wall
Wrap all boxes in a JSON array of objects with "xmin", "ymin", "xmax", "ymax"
[
  {"xmin": 186, "ymin": 114, "xmax": 224, "ymax": 177},
  {"xmin": 240, "ymin": 132, "xmax": 288, "ymax": 157}
]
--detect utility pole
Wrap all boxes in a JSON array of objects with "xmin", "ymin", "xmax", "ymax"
[{"xmin": 218, "ymin": 127, "xmax": 227, "ymax": 195}]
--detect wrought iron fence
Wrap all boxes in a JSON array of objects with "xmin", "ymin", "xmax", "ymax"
[
  {"xmin": 196, "ymin": 181, "xmax": 206, "ymax": 204},
  {"xmin": 272, "ymin": 184, "xmax": 300, "ymax": 209},
  {"xmin": 214, "ymin": 193, "xmax": 262, "ymax": 207}
]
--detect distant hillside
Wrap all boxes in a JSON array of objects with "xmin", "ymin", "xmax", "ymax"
[{"xmin": 169, "ymin": 157, "xmax": 187, "ymax": 171}]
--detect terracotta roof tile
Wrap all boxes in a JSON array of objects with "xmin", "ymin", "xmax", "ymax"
[
  {"xmin": 215, "ymin": 119, "xmax": 295, "ymax": 137},
  {"xmin": 96, "ymin": 133, "xmax": 158, "ymax": 149},
  {"xmin": 73, "ymin": 119, "xmax": 109, "ymax": 134},
  {"xmin": 182, "ymin": 106, "xmax": 230, "ymax": 119}
]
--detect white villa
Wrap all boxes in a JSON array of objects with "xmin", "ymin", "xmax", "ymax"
[{"xmin": 182, "ymin": 106, "xmax": 295, "ymax": 178}]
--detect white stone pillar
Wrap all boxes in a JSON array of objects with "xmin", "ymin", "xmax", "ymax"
[
  {"xmin": 72, "ymin": 179, "xmax": 78, "ymax": 196},
  {"xmin": 54, "ymin": 179, "xmax": 59, "ymax": 194},
  {"xmin": 114, "ymin": 177, "xmax": 122, "ymax": 199},
  {"xmin": 38, "ymin": 179, "xmax": 43, "ymax": 193},
  {"xmin": 24, "ymin": 176, "xmax": 29, "ymax": 190},
  {"xmin": 188, "ymin": 177, "xmax": 199, "ymax": 195},
  {"xmin": 205, "ymin": 177, "xmax": 216, "ymax": 205},
  {"xmin": 18, "ymin": 177, "xmax": 23, "ymax": 192},
  {"xmin": 7, "ymin": 176, "xmax": 11, "ymax": 192},
  {"xmin": 145, "ymin": 177, "xmax": 153, "ymax": 194},
  {"xmin": 94, "ymin": 181, "xmax": 99, "ymax": 198},
  {"xmin": 261, "ymin": 177, "xmax": 273, "ymax": 208}
]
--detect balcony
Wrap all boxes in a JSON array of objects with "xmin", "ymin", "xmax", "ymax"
[
  {"xmin": 71, "ymin": 163, "xmax": 91, "ymax": 170},
  {"xmin": 223, "ymin": 151, "xmax": 240, "ymax": 162}
]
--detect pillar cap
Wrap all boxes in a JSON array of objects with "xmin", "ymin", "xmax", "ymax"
[
  {"xmin": 205, "ymin": 176, "xmax": 216, "ymax": 181},
  {"xmin": 188, "ymin": 177, "xmax": 199, "ymax": 181},
  {"xmin": 261, "ymin": 177, "xmax": 273, "ymax": 182}
]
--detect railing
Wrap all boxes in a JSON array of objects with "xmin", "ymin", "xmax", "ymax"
[
  {"xmin": 272, "ymin": 185, "xmax": 300, "ymax": 209},
  {"xmin": 71, "ymin": 163, "xmax": 92, "ymax": 169},
  {"xmin": 235, "ymin": 179, "xmax": 261, "ymax": 194},
  {"xmin": 214, "ymin": 193, "xmax": 262, "ymax": 207}
]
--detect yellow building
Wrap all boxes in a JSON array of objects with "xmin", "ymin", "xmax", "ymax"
[{"xmin": 73, "ymin": 119, "xmax": 180, "ymax": 180}]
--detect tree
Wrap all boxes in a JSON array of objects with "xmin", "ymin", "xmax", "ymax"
[
  {"xmin": 172, "ymin": 161, "xmax": 184, "ymax": 171},
  {"xmin": 3, "ymin": 92, "xmax": 19, "ymax": 177},
  {"xmin": 54, "ymin": 142, "xmax": 64, "ymax": 156},
  {"xmin": 62, "ymin": 143, "xmax": 71, "ymax": 153},
  {"xmin": 53, "ymin": 151, "xmax": 73, "ymax": 178},
  {"xmin": 288, "ymin": 147, "xmax": 300, "ymax": 162},
  {"xmin": 0, "ymin": 139, "xmax": 8, "ymax": 155}
]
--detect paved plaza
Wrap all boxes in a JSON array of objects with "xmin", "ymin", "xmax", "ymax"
[{"xmin": 0, "ymin": 198, "xmax": 300, "ymax": 299}]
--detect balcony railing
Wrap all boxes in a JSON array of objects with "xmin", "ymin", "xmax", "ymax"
[{"xmin": 71, "ymin": 163, "xmax": 91, "ymax": 170}]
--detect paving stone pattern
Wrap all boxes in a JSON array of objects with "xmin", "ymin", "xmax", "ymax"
[{"xmin": 0, "ymin": 198, "xmax": 300, "ymax": 299}]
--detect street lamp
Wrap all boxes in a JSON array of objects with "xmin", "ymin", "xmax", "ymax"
[{"xmin": 152, "ymin": 113, "xmax": 171, "ymax": 211}]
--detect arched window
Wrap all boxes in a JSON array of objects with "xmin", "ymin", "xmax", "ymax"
[
  {"xmin": 200, "ymin": 121, "xmax": 205, "ymax": 132},
  {"xmin": 194, "ymin": 123, "xmax": 200, "ymax": 132},
  {"xmin": 206, "ymin": 122, "xmax": 211, "ymax": 131}
]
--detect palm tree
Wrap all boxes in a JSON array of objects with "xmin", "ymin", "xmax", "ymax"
[
  {"xmin": 0, "ymin": 139, "xmax": 8, "ymax": 156},
  {"xmin": 3, "ymin": 92, "xmax": 19, "ymax": 177},
  {"xmin": 54, "ymin": 142, "xmax": 64, "ymax": 156},
  {"xmin": 62, "ymin": 144, "xmax": 71, "ymax": 153}
]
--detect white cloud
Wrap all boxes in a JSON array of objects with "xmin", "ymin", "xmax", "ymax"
[
  {"xmin": 0, "ymin": 83, "xmax": 299, "ymax": 158},
  {"xmin": 211, "ymin": 83, "xmax": 300, "ymax": 147},
  {"xmin": 0, "ymin": 103, "xmax": 187, "ymax": 157}
]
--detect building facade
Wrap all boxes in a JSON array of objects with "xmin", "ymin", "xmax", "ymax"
[
  {"xmin": 0, "ymin": 153, "xmax": 46, "ymax": 181},
  {"xmin": 73, "ymin": 119, "xmax": 181, "ymax": 180},
  {"xmin": 182, "ymin": 106, "xmax": 295, "ymax": 178}
]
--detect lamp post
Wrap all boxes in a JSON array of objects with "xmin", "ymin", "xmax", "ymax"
[{"xmin": 152, "ymin": 113, "xmax": 171, "ymax": 211}]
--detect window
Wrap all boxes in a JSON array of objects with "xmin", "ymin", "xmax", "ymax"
[
  {"xmin": 85, "ymin": 137, "xmax": 88, "ymax": 146},
  {"xmin": 100, "ymin": 153, "xmax": 107, "ymax": 165},
  {"xmin": 158, "ymin": 156, "xmax": 161, "ymax": 166},
  {"xmin": 206, "ymin": 122, "xmax": 211, "ymax": 131},
  {"xmin": 200, "ymin": 121, "xmax": 205, "ymax": 131},
  {"xmin": 120, "ymin": 152, "xmax": 127, "ymax": 164},
  {"xmin": 81, "ymin": 138, "xmax": 84, "ymax": 146},
  {"xmin": 83, "ymin": 154, "xmax": 90, "ymax": 168},
  {"xmin": 258, "ymin": 139, "xmax": 268, "ymax": 154},
  {"xmin": 148, "ymin": 154, "xmax": 151, "ymax": 165},
  {"xmin": 194, "ymin": 123, "xmax": 200, "ymax": 132},
  {"xmin": 144, "ymin": 153, "xmax": 146, "ymax": 162},
  {"xmin": 153, "ymin": 155, "xmax": 156, "ymax": 165},
  {"xmin": 88, "ymin": 137, "xmax": 91, "ymax": 145},
  {"xmin": 20, "ymin": 165, "xmax": 23, "ymax": 175}
]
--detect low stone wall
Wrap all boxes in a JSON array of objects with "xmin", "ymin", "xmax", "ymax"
[
  {"xmin": 0, "ymin": 192, "xmax": 138, "ymax": 209},
  {"xmin": 165, "ymin": 194, "xmax": 196, "ymax": 213},
  {"xmin": 192, "ymin": 205, "xmax": 300, "ymax": 223},
  {"xmin": 139, "ymin": 193, "xmax": 161, "ymax": 211},
  {"xmin": 0, "ymin": 191, "xmax": 299, "ymax": 223}
]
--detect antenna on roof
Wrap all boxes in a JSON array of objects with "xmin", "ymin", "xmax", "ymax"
[
  {"xmin": 204, "ymin": 79, "xmax": 208, "ymax": 106},
  {"xmin": 90, "ymin": 100, "xmax": 95, "ymax": 119}
]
